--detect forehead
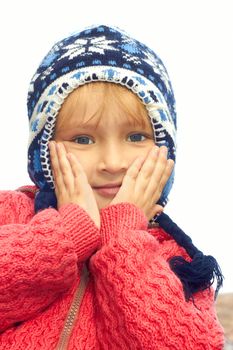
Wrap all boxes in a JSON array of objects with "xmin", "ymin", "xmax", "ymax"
[{"xmin": 57, "ymin": 82, "xmax": 152, "ymax": 129}]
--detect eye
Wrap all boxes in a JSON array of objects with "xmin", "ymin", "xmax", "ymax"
[
  {"xmin": 128, "ymin": 133, "xmax": 147, "ymax": 142},
  {"xmin": 73, "ymin": 136, "xmax": 94, "ymax": 145}
]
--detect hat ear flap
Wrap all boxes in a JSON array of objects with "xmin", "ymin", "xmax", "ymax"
[{"xmin": 34, "ymin": 189, "xmax": 57, "ymax": 213}]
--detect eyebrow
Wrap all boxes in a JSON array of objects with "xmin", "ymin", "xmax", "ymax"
[
  {"xmin": 73, "ymin": 123, "xmax": 99, "ymax": 130},
  {"xmin": 72, "ymin": 120, "xmax": 149, "ymax": 130}
]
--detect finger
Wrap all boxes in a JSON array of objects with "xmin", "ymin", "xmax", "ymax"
[
  {"xmin": 56, "ymin": 143, "xmax": 74, "ymax": 190},
  {"xmin": 67, "ymin": 152, "xmax": 89, "ymax": 186},
  {"xmin": 49, "ymin": 141, "xmax": 66, "ymax": 191},
  {"xmin": 156, "ymin": 159, "xmax": 174, "ymax": 194},
  {"xmin": 139, "ymin": 146, "xmax": 159, "ymax": 177},
  {"xmin": 110, "ymin": 155, "xmax": 145, "ymax": 205},
  {"xmin": 151, "ymin": 146, "xmax": 169, "ymax": 185},
  {"xmin": 136, "ymin": 146, "xmax": 159, "ymax": 188},
  {"xmin": 147, "ymin": 156, "xmax": 174, "ymax": 202},
  {"xmin": 134, "ymin": 146, "xmax": 160, "ymax": 193},
  {"xmin": 162, "ymin": 159, "xmax": 174, "ymax": 182},
  {"xmin": 122, "ymin": 155, "xmax": 145, "ymax": 188},
  {"xmin": 49, "ymin": 141, "xmax": 58, "ymax": 176},
  {"xmin": 127, "ymin": 156, "xmax": 145, "ymax": 178}
]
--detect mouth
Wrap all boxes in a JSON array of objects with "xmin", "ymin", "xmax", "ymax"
[{"xmin": 93, "ymin": 184, "xmax": 121, "ymax": 197}]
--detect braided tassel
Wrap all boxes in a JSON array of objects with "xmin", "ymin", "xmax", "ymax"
[
  {"xmin": 156, "ymin": 213, "xmax": 224, "ymax": 301},
  {"xmin": 35, "ymin": 189, "xmax": 57, "ymax": 213}
]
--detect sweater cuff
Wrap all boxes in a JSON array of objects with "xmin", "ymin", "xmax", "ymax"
[
  {"xmin": 100, "ymin": 202, "xmax": 148, "ymax": 245},
  {"xmin": 59, "ymin": 204, "xmax": 100, "ymax": 262}
]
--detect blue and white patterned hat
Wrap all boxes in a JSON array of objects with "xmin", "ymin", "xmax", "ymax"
[{"xmin": 27, "ymin": 24, "xmax": 177, "ymax": 211}]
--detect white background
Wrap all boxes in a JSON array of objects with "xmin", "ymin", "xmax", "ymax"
[{"xmin": 0, "ymin": 0, "xmax": 232, "ymax": 293}]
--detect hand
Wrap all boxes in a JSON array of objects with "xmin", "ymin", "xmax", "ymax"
[
  {"xmin": 110, "ymin": 146, "xmax": 174, "ymax": 221},
  {"xmin": 49, "ymin": 141, "xmax": 100, "ymax": 229}
]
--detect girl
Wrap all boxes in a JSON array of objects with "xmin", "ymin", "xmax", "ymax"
[{"xmin": 0, "ymin": 25, "xmax": 224, "ymax": 349}]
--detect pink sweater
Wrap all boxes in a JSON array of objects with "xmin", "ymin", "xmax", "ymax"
[{"xmin": 0, "ymin": 187, "xmax": 224, "ymax": 349}]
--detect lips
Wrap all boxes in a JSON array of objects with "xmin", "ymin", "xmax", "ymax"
[{"xmin": 93, "ymin": 184, "xmax": 121, "ymax": 197}]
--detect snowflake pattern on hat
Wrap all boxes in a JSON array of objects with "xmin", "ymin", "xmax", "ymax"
[
  {"xmin": 58, "ymin": 36, "xmax": 119, "ymax": 60},
  {"xmin": 27, "ymin": 24, "xmax": 177, "ymax": 209}
]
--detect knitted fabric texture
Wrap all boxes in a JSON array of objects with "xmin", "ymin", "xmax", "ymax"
[
  {"xmin": 0, "ymin": 189, "xmax": 224, "ymax": 349},
  {"xmin": 27, "ymin": 24, "xmax": 176, "ymax": 210}
]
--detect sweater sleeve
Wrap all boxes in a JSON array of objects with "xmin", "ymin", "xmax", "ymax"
[
  {"xmin": 90, "ymin": 203, "xmax": 224, "ymax": 350},
  {"xmin": 0, "ymin": 190, "xmax": 100, "ymax": 332}
]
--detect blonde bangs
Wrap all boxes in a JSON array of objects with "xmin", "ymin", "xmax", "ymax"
[{"xmin": 55, "ymin": 82, "xmax": 150, "ymax": 132}]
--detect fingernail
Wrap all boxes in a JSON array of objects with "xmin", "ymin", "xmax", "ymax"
[
  {"xmin": 161, "ymin": 146, "xmax": 167, "ymax": 153},
  {"xmin": 151, "ymin": 146, "xmax": 158, "ymax": 156}
]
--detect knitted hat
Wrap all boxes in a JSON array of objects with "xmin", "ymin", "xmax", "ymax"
[{"xmin": 27, "ymin": 24, "xmax": 176, "ymax": 213}]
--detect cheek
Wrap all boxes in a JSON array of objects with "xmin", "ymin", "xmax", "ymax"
[
  {"xmin": 79, "ymin": 158, "xmax": 92, "ymax": 179},
  {"xmin": 74, "ymin": 154, "xmax": 95, "ymax": 183}
]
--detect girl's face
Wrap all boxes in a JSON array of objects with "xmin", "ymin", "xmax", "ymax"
[{"xmin": 53, "ymin": 83, "xmax": 155, "ymax": 210}]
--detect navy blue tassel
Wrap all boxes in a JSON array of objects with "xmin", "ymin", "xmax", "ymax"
[
  {"xmin": 156, "ymin": 212, "xmax": 224, "ymax": 301},
  {"xmin": 34, "ymin": 189, "xmax": 57, "ymax": 213}
]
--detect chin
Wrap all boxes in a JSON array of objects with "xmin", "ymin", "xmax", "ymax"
[{"xmin": 96, "ymin": 198, "xmax": 112, "ymax": 210}]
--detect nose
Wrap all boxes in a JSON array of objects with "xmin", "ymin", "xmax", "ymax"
[{"xmin": 97, "ymin": 143, "xmax": 129, "ymax": 174}]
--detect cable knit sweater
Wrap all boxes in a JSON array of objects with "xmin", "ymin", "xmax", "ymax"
[{"xmin": 0, "ymin": 187, "xmax": 224, "ymax": 349}]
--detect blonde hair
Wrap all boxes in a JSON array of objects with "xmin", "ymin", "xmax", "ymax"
[{"xmin": 55, "ymin": 82, "xmax": 153, "ymax": 133}]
